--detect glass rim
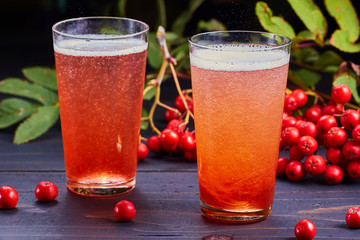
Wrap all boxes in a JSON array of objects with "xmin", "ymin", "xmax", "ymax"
[
  {"xmin": 52, "ymin": 16, "xmax": 149, "ymax": 40},
  {"xmin": 189, "ymin": 30, "xmax": 292, "ymax": 51}
]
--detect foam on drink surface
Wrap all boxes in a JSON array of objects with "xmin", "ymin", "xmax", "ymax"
[
  {"xmin": 190, "ymin": 44, "xmax": 289, "ymax": 71},
  {"xmin": 54, "ymin": 34, "xmax": 147, "ymax": 56}
]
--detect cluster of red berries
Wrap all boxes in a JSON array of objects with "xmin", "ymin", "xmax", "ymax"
[
  {"xmin": 138, "ymin": 93, "xmax": 196, "ymax": 162},
  {"xmin": 279, "ymin": 84, "xmax": 360, "ymax": 184},
  {"xmin": 0, "ymin": 183, "xmax": 136, "ymax": 222},
  {"xmin": 0, "ymin": 182, "xmax": 58, "ymax": 209}
]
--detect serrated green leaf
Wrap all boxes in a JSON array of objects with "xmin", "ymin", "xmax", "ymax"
[
  {"xmin": 325, "ymin": 0, "xmax": 359, "ymax": 43},
  {"xmin": 14, "ymin": 105, "xmax": 60, "ymax": 144},
  {"xmin": 329, "ymin": 29, "xmax": 360, "ymax": 53},
  {"xmin": 171, "ymin": 0, "xmax": 205, "ymax": 36},
  {"xmin": 290, "ymin": 69, "xmax": 322, "ymax": 88},
  {"xmin": 197, "ymin": 19, "xmax": 227, "ymax": 32},
  {"xmin": 0, "ymin": 98, "xmax": 40, "ymax": 128},
  {"xmin": 287, "ymin": 0, "xmax": 327, "ymax": 45},
  {"xmin": 255, "ymin": 2, "xmax": 295, "ymax": 39},
  {"xmin": 22, "ymin": 66, "xmax": 58, "ymax": 91},
  {"xmin": 0, "ymin": 78, "xmax": 58, "ymax": 105},
  {"xmin": 333, "ymin": 74, "xmax": 360, "ymax": 104},
  {"xmin": 148, "ymin": 32, "xmax": 163, "ymax": 69},
  {"xmin": 141, "ymin": 108, "xmax": 149, "ymax": 130},
  {"xmin": 297, "ymin": 30, "xmax": 315, "ymax": 39},
  {"xmin": 292, "ymin": 30, "xmax": 315, "ymax": 47},
  {"xmin": 313, "ymin": 50, "xmax": 343, "ymax": 70}
]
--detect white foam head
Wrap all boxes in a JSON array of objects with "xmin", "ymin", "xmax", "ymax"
[
  {"xmin": 190, "ymin": 44, "xmax": 290, "ymax": 71},
  {"xmin": 54, "ymin": 34, "xmax": 148, "ymax": 56}
]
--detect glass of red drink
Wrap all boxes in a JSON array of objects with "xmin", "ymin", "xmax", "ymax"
[
  {"xmin": 52, "ymin": 17, "xmax": 149, "ymax": 197},
  {"xmin": 189, "ymin": 31, "xmax": 291, "ymax": 223}
]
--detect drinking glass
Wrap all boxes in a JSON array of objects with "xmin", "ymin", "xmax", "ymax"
[
  {"xmin": 189, "ymin": 31, "xmax": 291, "ymax": 222},
  {"xmin": 52, "ymin": 17, "xmax": 149, "ymax": 197}
]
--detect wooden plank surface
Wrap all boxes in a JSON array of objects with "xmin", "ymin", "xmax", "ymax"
[{"xmin": 0, "ymin": 171, "xmax": 359, "ymax": 239}]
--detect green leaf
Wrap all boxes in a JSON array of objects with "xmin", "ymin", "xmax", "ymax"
[
  {"xmin": 288, "ymin": 70, "xmax": 310, "ymax": 90},
  {"xmin": 143, "ymin": 87, "xmax": 156, "ymax": 101},
  {"xmin": 156, "ymin": 0, "xmax": 166, "ymax": 28},
  {"xmin": 329, "ymin": 30, "xmax": 360, "ymax": 53},
  {"xmin": 117, "ymin": 0, "xmax": 127, "ymax": 17},
  {"xmin": 147, "ymin": 32, "xmax": 163, "ymax": 69},
  {"xmin": 140, "ymin": 108, "xmax": 149, "ymax": 130},
  {"xmin": 333, "ymin": 74, "xmax": 360, "ymax": 104},
  {"xmin": 323, "ymin": 65, "xmax": 339, "ymax": 74},
  {"xmin": 324, "ymin": 0, "xmax": 359, "ymax": 43},
  {"xmin": 289, "ymin": 69, "xmax": 321, "ymax": 88},
  {"xmin": 286, "ymin": 0, "xmax": 327, "ymax": 45},
  {"xmin": 100, "ymin": 26, "xmax": 121, "ymax": 35},
  {"xmin": 171, "ymin": 0, "xmax": 205, "ymax": 36},
  {"xmin": 0, "ymin": 98, "xmax": 40, "ymax": 128},
  {"xmin": 291, "ymin": 30, "xmax": 315, "ymax": 46},
  {"xmin": 297, "ymin": 30, "xmax": 315, "ymax": 39},
  {"xmin": 255, "ymin": 2, "xmax": 296, "ymax": 39},
  {"xmin": 14, "ymin": 105, "xmax": 60, "ymax": 144},
  {"xmin": 313, "ymin": 50, "xmax": 343, "ymax": 70},
  {"xmin": 197, "ymin": 19, "xmax": 226, "ymax": 32},
  {"xmin": 292, "ymin": 47, "xmax": 319, "ymax": 64},
  {"xmin": 0, "ymin": 78, "xmax": 58, "ymax": 105},
  {"xmin": 22, "ymin": 66, "xmax": 58, "ymax": 91},
  {"xmin": 165, "ymin": 32, "xmax": 180, "ymax": 45},
  {"xmin": 171, "ymin": 42, "xmax": 189, "ymax": 59}
]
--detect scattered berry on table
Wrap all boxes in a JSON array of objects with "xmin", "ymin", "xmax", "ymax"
[
  {"xmin": 345, "ymin": 207, "xmax": 360, "ymax": 228},
  {"xmin": 114, "ymin": 200, "xmax": 136, "ymax": 222},
  {"xmin": 35, "ymin": 181, "xmax": 58, "ymax": 202},
  {"xmin": 0, "ymin": 186, "xmax": 18, "ymax": 209},
  {"xmin": 294, "ymin": 219, "xmax": 316, "ymax": 240}
]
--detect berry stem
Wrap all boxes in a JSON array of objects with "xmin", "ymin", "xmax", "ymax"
[
  {"xmin": 169, "ymin": 63, "xmax": 195, "ymax": 119},
  {"xmin": 157, "ymin": 101, "xmax": 180, "ymax": 114},
  {"xmin": 148, "ymin": 59, "xmax": 167, "ymax": 135},
  {"xmin": 156, "ymin": 26, "xmax": 194, "ymax": 120},
  {"xmin": 143, "ymin": 26, "xmax": 195, "ymax": 136}
]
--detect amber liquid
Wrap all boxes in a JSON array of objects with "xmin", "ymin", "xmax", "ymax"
[
  {"xmin": 190, "ymin": 45, "xmax": 289, "ymax": 220},
  {"xmin": 54, "ymin": 39, "xmax": 147, "ymax": 195}
]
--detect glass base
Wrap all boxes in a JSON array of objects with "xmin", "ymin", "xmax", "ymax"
[
  {"xmin": 201, "ymin": 201, "xmax": 272, "ymax": 223},
  {"xmin": 67, "ymin": 178, "xmax": 135, "ymax": 197}
]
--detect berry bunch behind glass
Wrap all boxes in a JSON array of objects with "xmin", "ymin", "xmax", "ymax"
[
  {"xmin": 138, "ymin": 93, "xmax": 196, "ymax": 161},
  {"xmin": 279, "ymin": 84, "xmax": 360, "ymax": 184}
]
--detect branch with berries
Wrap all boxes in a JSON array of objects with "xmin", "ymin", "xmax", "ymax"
[{"xmin": 138, "ymin": 26, "xmax": 196, "ymax": 162}]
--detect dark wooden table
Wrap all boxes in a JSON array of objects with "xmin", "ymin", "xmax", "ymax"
[{"xmin": 1, "ymin": 125, "xmax": 360, "ymax": 240}]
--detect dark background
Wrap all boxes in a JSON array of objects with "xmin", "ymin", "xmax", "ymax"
[{"xmin": 1, "ymin": 0, "xmax": 359, "ymax": 80}]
